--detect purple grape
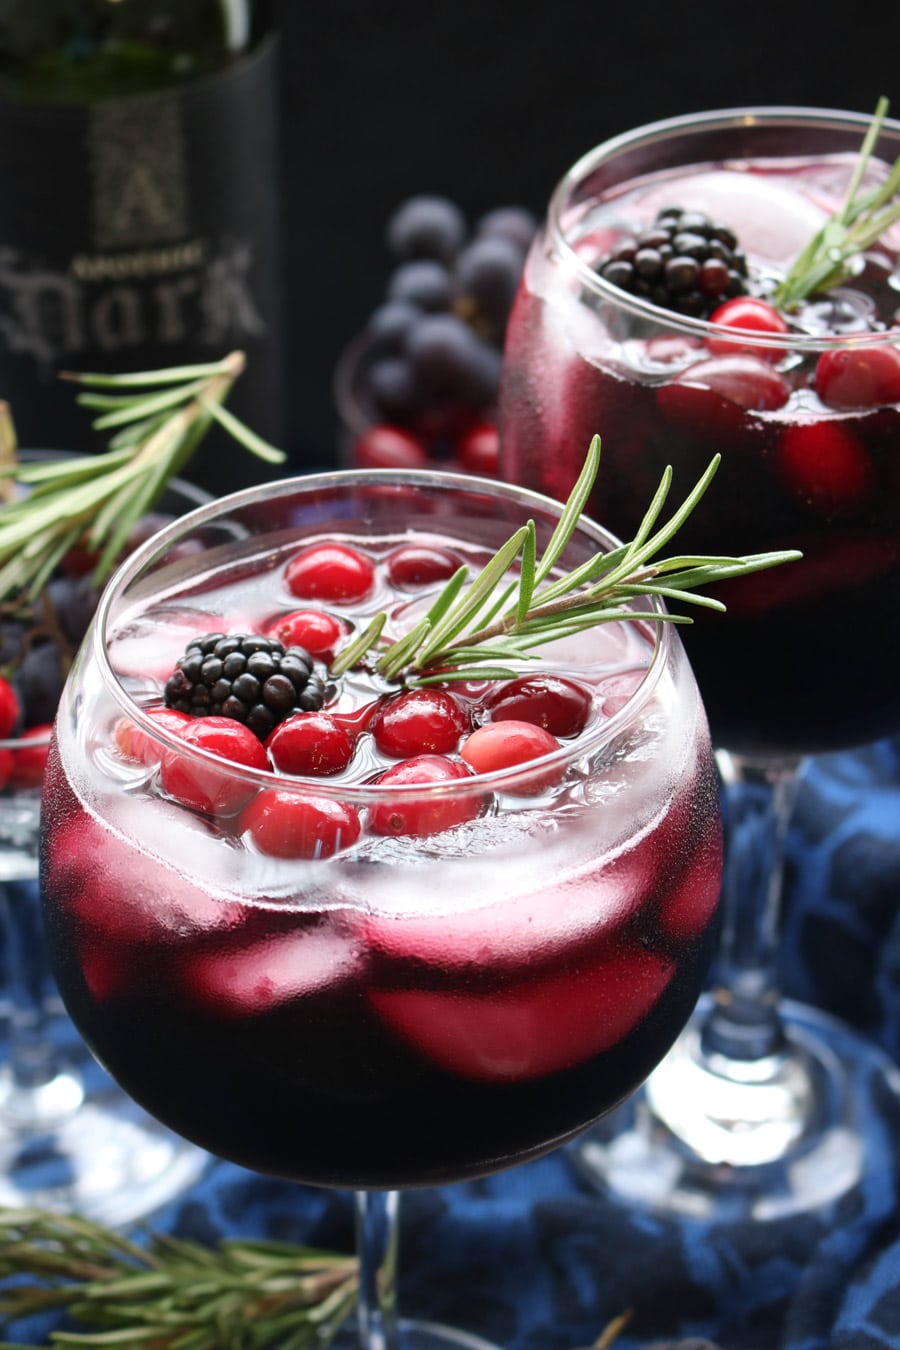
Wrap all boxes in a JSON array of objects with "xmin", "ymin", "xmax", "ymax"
[
  {"xmin": 367, "ymin": 299, "xmax": 421, "ymax": 355},
  {"xmin": 387, "ymin": 260, "xmax": 453, "ymax": 313},
  {"xmin": 386, "ymin": 195, "xmax": 467, "ymax": 263},
  {"xmin": 17, "ymin": 642, "xmax": 65, "ymax": 727},
  {"xmin": 406, "ymin": 313, "xmax": 500, "ymax": 406},
  {"xmin": 476, "ymin": 205, "xmax": 538, "ymax": 254},
  {"xmin": 367, "ymin": 355, "xmax": 422, "ymax": 420},
  {"xmin": 454, "ymin": 236, "xmax": 524, "ymax": 341}
]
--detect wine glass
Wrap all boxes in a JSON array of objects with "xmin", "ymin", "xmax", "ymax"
[
  {"xmin": 0, "ymin": 465, "xmax": 209, "ymax": 1224},
  {"xmin": 498, "ymin": 105, "xmax": 900, "ymax": 1220},
  {"xmin": 40, "ymin": 467, "xmax": 723, "ymax": 1347}
]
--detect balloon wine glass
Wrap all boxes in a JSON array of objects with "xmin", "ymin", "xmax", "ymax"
[
  {"xmin": 499, "ymin": 104, "xmax": 900, "ymax": 1220},
  {"xmin": 40, "ymin": 463, "xmax": 733, "ymax": 1345}
]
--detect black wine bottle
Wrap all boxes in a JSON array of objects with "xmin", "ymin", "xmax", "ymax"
[{"xmin": 0, "ymin": 0, "xmax": 283, "ymax": 494}]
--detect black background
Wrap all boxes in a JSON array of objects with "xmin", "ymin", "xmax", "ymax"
[{"xmin": 273, "ymin": 0, "xmax": 900, "ymax": 474}]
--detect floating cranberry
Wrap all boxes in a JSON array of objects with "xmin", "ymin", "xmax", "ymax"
[
  {"xmin": 460, "ymin": 719, "xmax": 562, "ymax": 793},
  {"xmin": 776, "ymin": 420, "xmax": 873, "ymax": 514},
  {"xmin": 266, "ymin": 712, "xmax": 355, "ymax": 777},
  {"xmin": 707, "ymin": 296, "xmax": 790, "ymax": 361},
  {"xmin": 285, "ymin": 543, "xmax": 375, "ymax": 604},
  {"xmin": 0, "ymin": 675, "xmax": 20, "ymax": 738},
  {"xmin": 369, "ymin": 754, "xmax": 480, "ymax": 836},
  {"xmin": 457, "ymin": 423, "xmax": 500, "ymax": 476},
  {"xmin": 814, "ymin": 344, "xmax": 900, "ymax": 410},
  {"xmin": 385, "ymin": 543, "xmax": 462, "ymax": 587},
  {"xmin": 353, "ymin": 425, "xmax": 431, "ymax": 470},
  {"xmin": 265, "ymin": 609, "xmax": 350, "ymax": 663},
  {"xmin": 239, "ymin": 789, "xmax": 361, "ymax": 859},
  {"xmin": 667, "ymin": 355, "xmax": 792, "ymax": 411},
  {"xmin": 160, "ymin": 716, "xmax": 268, "ymax": 816},
  {"xmin": 114, "ymin": 707, "xmax": 192, "ymax": 766},
  {"xmin": 370, "ymin": 689, "xmax": 469, "ymax": 758},
  {"xmin": 483, "ymin": 675, "xmax": 591, "ymax": 737}
]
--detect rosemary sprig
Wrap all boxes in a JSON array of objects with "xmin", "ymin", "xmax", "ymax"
[
  {"xmin": 772, "ymin": 96, "xmax": 900, "ymax": 310},
  {"xmin": 331, "ymin": 436, "xmax": 802, "ymax": 685},
  {"xmin": 0, "ymin": 1207, "xmax": 357, "ymax": 1349},
  {"xmin": 0, "ymin": 350, "xmax": 284, "ymax": 603}
]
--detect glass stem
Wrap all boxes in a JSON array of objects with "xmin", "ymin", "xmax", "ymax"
[
  {"xmin": 0, "ymin": 877, "xmax": 83, "ymax": 1127},
  {"xmin": 354, "ymin": 1188, "xmax": 399, "ymax": 1350},
  {"xmin": 701, "ymin": 752, "xmax": 808, "ymax": 1063}
]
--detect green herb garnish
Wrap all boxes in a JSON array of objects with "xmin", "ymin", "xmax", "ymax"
[
  {"xmin": 331, "ymin": 435, "xmax": 801, "ymax": 684},
  {"xmin": 772, "ymin": 96, "xmax": 900, "ymax": 310},
  {"xmin": 0, "ymin": 351, "xmax": 284, "ymax": 603},
  {"xmin": 0, "ymin": 1207, "xmax": 357, "ymax": 1349}
]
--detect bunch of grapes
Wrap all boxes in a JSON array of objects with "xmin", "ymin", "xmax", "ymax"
[{"xmin": 339, "ymin": 194, "xmax": 537, "ymax": 476}]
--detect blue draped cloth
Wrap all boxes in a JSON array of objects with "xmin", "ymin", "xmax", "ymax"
[{"xmin": 3, "ymin": 739, "xmax": 900, "ymax": 1349}]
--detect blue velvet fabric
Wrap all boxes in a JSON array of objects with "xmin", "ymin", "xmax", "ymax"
[{"xmin": 2, "ymin": 739, "xmax": 900, "ymax": 1349}]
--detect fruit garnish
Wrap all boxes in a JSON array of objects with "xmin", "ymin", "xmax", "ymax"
[
  {"xmin": 772, "ymin": 96, "xmax": 900, "ymax": 311},
  {"xmin": 593, "ymin": 206, "xmax": 749, "ymax": 317},
  {"xmin": 285, "ymin": 542, "xmax": 376, "ymax": 603},
  {"xmin": 331, "ymin": 435, "xmax": 802, "ymax": 686},
  {"xmin": 163, "ymin": 633, "xmax": 326, "ymax": 739},
  {"xmin": 0, "ymin": 352, "xmax": 283, "ymax": 603},
  {"xmin": 265, "ymin": 712, "xmax": 355, "ymax": 776}
]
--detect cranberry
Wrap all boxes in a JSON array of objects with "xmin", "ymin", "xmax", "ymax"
[
  {"xmin": 707, "ymin": 296, "xmax": 790, "ymax": 361},
  {"xmin": 0, "ymin": 675, "xmax": 20, "ymax": 738},
  {"xmin": 353, "ymin": 424, "xmax": 430, "ymax": 470},
  {"xmin": 240, "ymin": 789, "xmax": 361, "ymax": 859},
  {"xmin": 814, "ymin": 344, "xmax": 900, "ymax": 410},
  {"xmin": 0, "ymin": 746, "xmax": 12, "ymax": 791},
  {"xmin": 10, "ymin": 724, "xmax": 53, "ymax": 789},
  {"xmin": 460, "ymin": 719, "xmax": 562, "ymax": 794},
  {"xmin": 385, "ymin": 543, "xmax": 462, "ymax": 587},
  {"xmin": 160, "ymin": 716, "xmax": 268, "ymax": 816},
  {"xmin": 776, "ymin": 421, "xmax": 873, "ymax": 514},
  {"xmin": 369, "ymin": 754, "xmax": 481, "ymax": 836},
  {"xmin": 482, "ymin": 675, "xmax": 591, "ymax": 737},
  {"xmin": 370, "ymin": 689, "xmax": 469, "ymax": 758},
  {"xmin": 264, "ymin": 609, "xmax": 350, "ymax": 662},
  {"xmin": 266, "ymin": 712, "xmax": 355, "ymax": 776},
  {"xmin": 285, "ymin": 543, "xmax": 375, "ymax": 604},
  {"xmin": 114, "ymin": 707, "xmax": 192, "ymax": 766},
  {"xmin": 667, "ymin": 355, "xmax": 792, "ymax": 411},
  {"xmin": 457, "ymin": 423, "xmax": 500, "ymax": 476}
]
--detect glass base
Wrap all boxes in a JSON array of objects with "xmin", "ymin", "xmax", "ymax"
[
  {"xmin": 0, "ymin": 1061, "xmax": 208, "ymax": 1226},
  {"xmin": 333, "ymin": 1318, "xmax": 500, "ymax": 1349},
  {"xmin": 570, "ymin": 997, "xmax": 900, "ymax": 1223}
]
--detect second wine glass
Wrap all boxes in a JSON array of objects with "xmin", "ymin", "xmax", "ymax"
[{"xmin": 499, "ymin": 104, "xmax": 900, "ymax": 1220}]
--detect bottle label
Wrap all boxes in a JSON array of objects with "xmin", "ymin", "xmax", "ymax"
[{"xmin": 0, "ymin": 38, "xmax": 283, "ymax": 492}]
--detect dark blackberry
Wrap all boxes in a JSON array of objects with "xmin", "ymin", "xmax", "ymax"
[
  {"xmin": 164, "ymin": 633, "xmax": 326, "ymax": 740},
  {"xmin": 595, "ymin": 206, "xmax": 749, "ymax": 318}
]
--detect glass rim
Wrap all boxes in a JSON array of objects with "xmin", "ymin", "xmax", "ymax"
[
  {"xmin": 91, "ymin": 466, "xmax": 676, "ymax": 804},
  {"xmin": 548, "ymin": 103, "xmax": 900, "ymax": 355}
]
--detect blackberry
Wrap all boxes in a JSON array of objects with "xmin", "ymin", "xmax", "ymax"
[
  {"xmin": 595, "ymin": 206, "xmax": 749, "ymax": 318},
  {"xmin": 164, "ymin": 633, "xmax": 326, "ymax": 740}
]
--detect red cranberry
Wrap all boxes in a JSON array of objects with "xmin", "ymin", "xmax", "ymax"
[
  {"xmin": 482, "ymin": 675, "xmax": 591, "ymax": 737},
  {"xmin": 285, "ymin": 543, "xmax": 375, "ymax": 603},
  {"xmin": 460, "ymin": 719, "xmax": 562, "ymax": 794},
  {"xmin": 160, "ymin": 716, "xmax": 268, "ymax": 816},
  {"xmin": 776, "ymin": 421, "xmax": 873, "ymax": 514},
  {"xmin": 369, "ymin": 754, "xmax": 481, "ymax": 837},
  {"xmin": 457, "ymin": 423, "xmax": 500, "ymax": 476},
  {"xmin": 264, "ymin": 609, "xmax": 350, "ymax": 662},
  {"xmin": 814, "ymin": 344, "xmax": 900, "ymax": 410},
  {"xmin": 707, "ymin": 296, "xmax": 790, "ymax": 361},
  {"xmin": 0, "ymin": 675, "xmax": 20, "ymax": 739},
  {"xmin": 353, "ymin": 425, "xmax": 430, "ymax": 469},
  {"xmin": 239, "ymin": 789, "xmax": 361, "ymax": 859},
  {"xmin": 370, "ymin": 689, "xmax": 469, "ymax": 758},
  {"xmin": 9, "ymin": 724, "xmax": 52, "ymax": 790},
  {"xmin": 385, "ymin": 543, "xmax": 462, "ymax": 587},
  {"xmin": 114, "ymin": 707, "xmax": 192, "ymax": 766},
  {"xmin": 266, "ymin": 712, "xmax": 355, "ymax": 776}
]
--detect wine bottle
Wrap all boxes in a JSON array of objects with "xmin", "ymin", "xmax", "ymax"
[{"xmin": 0, "ymin": 0, "xmax": 283, "ymax": 495}]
